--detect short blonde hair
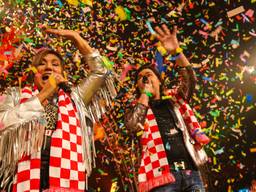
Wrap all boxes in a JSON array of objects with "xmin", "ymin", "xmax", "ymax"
[{"xmin": 32, "ymin": 48, "xmax": 64, "ymax": 68}]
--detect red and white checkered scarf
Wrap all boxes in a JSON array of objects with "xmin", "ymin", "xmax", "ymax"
[
  {"xmin": 12, "ymin": 86, "xmax": 85, "ymax": 192},
  {"xmin": 138, "ymin": 91, "xmax": 210, "ymax": 192}
]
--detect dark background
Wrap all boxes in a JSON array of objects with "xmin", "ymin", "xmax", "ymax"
[{"xmin": 1, "ymin": 0, "xmax": 256, "ymax": 191}]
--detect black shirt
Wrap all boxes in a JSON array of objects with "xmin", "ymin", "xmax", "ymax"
[{"xmin": 149, "ymin": 99, "xmax": 197, "ymax": 170}]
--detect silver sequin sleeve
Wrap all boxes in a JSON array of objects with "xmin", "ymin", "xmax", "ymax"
[{"xmin": 0, "ymin": 88, "xmax": 45, "ymax": 128}]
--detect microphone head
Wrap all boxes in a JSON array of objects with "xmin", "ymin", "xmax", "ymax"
[
  {"xmin": 142, "ymin": 76, "xmax": 149, "ymax": 84},
  {"xmin": 58, "ymin": 82, "xmax": 72, "ymax": 93}
]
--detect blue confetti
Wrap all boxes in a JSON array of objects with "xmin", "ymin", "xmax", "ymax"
[{"xmin": 246, "ymin": 94, "xmax": 253, "ymax": 103}]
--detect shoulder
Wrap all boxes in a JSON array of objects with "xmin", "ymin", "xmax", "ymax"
[{"xmin": 1, "ymin": 87, "xmax": 21, "ymax": 106}]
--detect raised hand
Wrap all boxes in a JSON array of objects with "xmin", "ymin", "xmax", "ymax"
[
  {"xmin": 45, "ymin": 28, "xmax": 93, "ymax": 55},
  {"xmin": 154, "ymin": 24, "xmax": 180, "ymax": 53},
  {"xmin": 45, "ymin": 29, "xmax": 79, "ymax": 40}
]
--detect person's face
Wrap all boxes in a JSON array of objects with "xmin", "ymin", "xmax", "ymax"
[
  {"xmin": 34, "ymin": 53, "xmax": 63, "ymax": 90},
  {"xmin": 137, "ymin": 68, "xmax": 161, "ymax": 98}
]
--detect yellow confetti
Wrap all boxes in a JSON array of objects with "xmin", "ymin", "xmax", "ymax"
[
  {"xmin": 213, "ymin": 157, "xmax": 217, "ymax": 165},
  {"xmin": 157, "ymin": 44, "xmax": 167, "ymax": 56},
  {"xmin": 227, "ymin": 185, "xmax": 232, "ymax": 192},
  {"xmin": 211, "ymin": 135, "xmax": 219, "ymax": 140},
  {"xmin": 48, "ymin": 74, "xmax": 57, "ymax": 88},
  {"xmin": 241, "ymin": 151, "xmax": 246, "ymax": 157},
  {"xmin": 101, "ymin": 56, "xmax": 113, "ymax": 70},
  {"xmin": 226, "ymin": 89, "xmax": 234, "ymax": 96},
  {"xmin": 115, "ymin": 6, "xmax": 127, "ymax": 21},
  {"xmin": 215, "ymin": 58, "xmax": 221, "ymax": 67},
  {"xmin": 67, "ymin": 0, "xmax": 79, "ymax": 6},
  {"xmin": 26, "ymin": 66, "xmax": 38, "ymax": 74},
  {"xmin": 110, "ymin": 181, "xmax": 118, "ymax": 192},
  {"xmin": 136, "ymin": 130, "xmax": 143, "ymax": 137},
  {"xmin": 81, "ymin": 0, "xmax": 92, "ymax": 6}
]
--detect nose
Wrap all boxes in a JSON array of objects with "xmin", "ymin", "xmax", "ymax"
[{"xmin": 44, "ymin": 62, "xmax": 53, "ymax": 71}]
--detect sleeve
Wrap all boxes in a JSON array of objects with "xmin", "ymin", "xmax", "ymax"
[
  {"xmin": 0, "ymin": 88, "xmax": 45, "ymax": 129},
  {"xmin": 73, "ymin": 50, "xmax": 115, "ymax": 105},
  {"xmin": 124, "ymin": 103, "xmax": 148, "ymax": 134},
  {"xmin": 174, "ymin": 66, "xmax": 197, "ymax": 101},
  {"xmin": 71, "ymin": 50, "xmax": 116, "ymax": 122},
  {"xmin": 70, "ymin": 51, "xmax": 117, "ymax": 176},
  {"xmin": 0, "ymin": 88, "xmax": 46, "ymax": 186}
]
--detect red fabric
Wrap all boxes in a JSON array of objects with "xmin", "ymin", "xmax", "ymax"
[
  {"xmin": 138, "ymin": 92, "xmax": 210, "ymax": 192},
  {"xmin": 12, "ymin": 87, "xmax": 86, "ymax": 192},
  {"xmin": 138, "ymin": 109, "xmax": 175, "ymax": 192},
  {"xmin": 168, "ymin": 91, "xmax": 210, "ymax": 145}
]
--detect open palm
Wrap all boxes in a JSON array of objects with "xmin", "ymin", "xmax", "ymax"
[
  {"xmin": 154, "ymin": 24, "xmax": 180, "ymax": 53},
  {"xmin": 45, "ymin": 29, "xmax": 80, "ymax": 40},
  {"xmin": 45, "ymin": 28, "xmax": 93, "ymax": 55}
]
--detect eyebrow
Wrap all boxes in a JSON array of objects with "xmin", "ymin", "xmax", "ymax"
[
  {"xmin": 139, "ymin": 71, "xmax": 151, "ymax": 78},
  {"xmin": 41, "ymin": 58, "xmax": 61, "ymax": 63}
]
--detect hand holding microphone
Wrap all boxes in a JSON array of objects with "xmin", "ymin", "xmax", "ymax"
[
  {"xmin": 141, "ymin": 76, "xmax": 153, "ymax": 98},
  {"xmin": 37, "ymin": 73, "xmax": 72, "ymax": 105},
  {"xmin": 39, "ymin": 73, "xmax": 70, "ymax": 98},
  {"xmin": 137, "ymin": 76, "xmax": 154, "ymax": 106},
  {"xmin": 142, "ymin": 76, "xmax": 149, "ymax": 84},
  {"xmin": 48, "ymin": 74, "xmax": 71, "ymax": 94}
]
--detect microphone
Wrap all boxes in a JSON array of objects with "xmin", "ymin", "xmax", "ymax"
[
  {"xmin": 142, "ymin": 76, "xmax": 149, "ymax": 84},
  {"xmin": 42, "ymin": 75, "xmax": 72, "ymax": 94},
  {"xmin": 58, "ymin": 82, "xmax": 72, "ymax": 94},
  {"xmin": 141, "ymin": 76, "xmax": 153, "ymax": 98}
]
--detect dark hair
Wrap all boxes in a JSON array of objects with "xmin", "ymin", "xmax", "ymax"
[
  {"xmin": 32, "ymin": 48, "xmax": 64, "ymax": 67},
  {"xmin": 134, "ymin": 64, "xmax": 164, "ymax": 98},
  {"xmin": 135, "ymin": 64, "xmax": 163, "ymax": 84}
]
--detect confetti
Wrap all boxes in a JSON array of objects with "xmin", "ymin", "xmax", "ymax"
[
  {"xmin": 1, "ymin": 1, "xmax": 256, "ymax": 191},
  {"xmin": 227, "ymin": 6, "xmax": 245, "ymax": 18}
]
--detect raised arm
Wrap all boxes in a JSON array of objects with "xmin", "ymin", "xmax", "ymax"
[
  {"xmin": 175, "ymin": 66, "xmax": 196, "ymax": 101},
  {"xmin": 45, "ymin": 29, "xmax": 108, "ymax": 105},
  {"xmin": 154, "ymin": 24, "xmax": 196, "ymax": 101},
  {"xmin": 74, "ymin": 51, "xmax": 108, "ymax": 105}
]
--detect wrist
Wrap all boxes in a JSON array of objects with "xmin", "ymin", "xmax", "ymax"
[
  {"xmin": 169, "ymin": 47, "xmax": 183, "ymax": 55},
  {"xmin": 38, "ymin": 86, "xmax": 55, "ymax": 103},
  {"xmin": 138, "ymin": 93, "xmax": 149, "ymax": 106},
  {"xmin": 141, "ymin": 90, "xmax": 153, "ymax": 97},
  {"xmin": 167, "ymin": 47, "xmax": 183, "ymax": 61},
  {"xmin": 37, "ymin": 91, "xmax": 48, "ymax": 105}
]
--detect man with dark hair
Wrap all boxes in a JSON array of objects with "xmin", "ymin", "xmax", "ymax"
[{"xmin": 125, "ymin": 24, "xmax": 210, "ymax": 192}]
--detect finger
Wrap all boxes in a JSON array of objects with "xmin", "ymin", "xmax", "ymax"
[
  {"xmin": 172, "ymin": 25, "xmax": 177, "ymax": 36},
  {"xmin": 45, "ymin": 29, "xmax": 61, "ymax": 35},
  {"xmin": 154, "ymin": 26, "xmax": 165, "ymax": 38},
  {"xmin": 54, "ymin": 74, "xmax": 66, "ymax": 83},
  {"xmin": 162, "ymin": 24, "xmax": 171, "ymax": 35},
  {"xmin": 154, "ymin": 34, "xmax": 164, "ymax": 42}
]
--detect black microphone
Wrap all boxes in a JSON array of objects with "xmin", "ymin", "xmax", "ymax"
[
  {"xmin": 58, "ymin": 82, "xmax": 72, "ymax": 94},
  {"xmin": 142, "ymin": 76, "xmax": 149, "ymax": 84},
  {"xmin": 42, "ymin": 75, "xmax": 72, "ymax": 94},
  {"xmin": 141, "ymin": 76, "xmax": 153, "ymax": 98}
]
